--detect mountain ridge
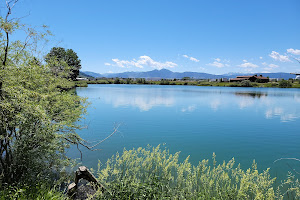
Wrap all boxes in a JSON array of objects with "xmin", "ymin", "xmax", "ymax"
[{"xmin": 82, "ymin": 69, "xmax": 296, "ymax": 80}]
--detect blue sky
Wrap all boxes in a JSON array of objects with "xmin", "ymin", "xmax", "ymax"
[{"xmin": 12, "ymin": 0, "xmax": 300, "ymax": 74}]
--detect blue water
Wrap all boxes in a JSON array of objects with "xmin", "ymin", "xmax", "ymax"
[{"xmin": 69, "ymin": 84, "xmax": 300, "ymax": 180}]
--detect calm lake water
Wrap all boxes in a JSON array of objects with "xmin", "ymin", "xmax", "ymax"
[{"xmin": 70, "ymin": 84, "xmax": 300, "ymax": 179}]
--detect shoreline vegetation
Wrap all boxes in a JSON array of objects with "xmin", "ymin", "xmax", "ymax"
[
  {"xmin": 2, "ymin": 145, "xmax": 300, "ymax": 199},
  {"xmin": 75, "ymin": 77, "xmax": 300, "ymax": 88}
]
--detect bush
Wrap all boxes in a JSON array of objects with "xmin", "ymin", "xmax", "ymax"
[
  {"xmin": 114, "ymin": 78, "xmax": 121, "ymax": 84},
  {"xmin": 279, "ymin": 80, "xmax": 292, "ymax": 88},
  {"xmin": 136, "ymin": 78, "xmax": 147, "ymax": 84},
  {"xmin": 159, "ymin": 79, "xmax": 170, "ymax": 85},
  {"xmin": 95, "ymin": 145, "xmax": 291, "ymax": 199},
  {"xmin": 75, "ymin": 81, "xmax": 88, "ymax": 87},
  {"xmin": 240, "ymin": 80, "xmax": 252, "ymax": 87}
]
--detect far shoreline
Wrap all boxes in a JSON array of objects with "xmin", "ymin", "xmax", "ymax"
[{"xmin": 75, "ymin": 78, "xmax": 300, "ymax": 89}]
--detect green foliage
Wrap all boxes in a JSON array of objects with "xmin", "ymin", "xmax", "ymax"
[
  {"xmin": 278, "ymin": 80, "xmax": 292, "ymax": 88},
  {"xmin": 182, "ymin": 77, "xmax": 191, "ymax": 81},
  {"xmin": 0, "ymin": 183, "xmax": 67, "ymax": 200},
  {"xmin": 95, "ymin": 145, "xmax": 282, "ymax": 199},
  {"xmin": 198, "ymin": 82, "xmax": 212, "ymax": 86},
  {"xmin": 136, "ymin": 78, "xmax": 147, "ymax": 84},
  {"xmin": 114, "ymin": 77, "xmax": 121, "ymax": 84},
  {"xmin": 0, "ymin": 4, "xmax": 87, "ymax": 186},
  {"xmin": 0, "ymin": 59, "xmax": 87, "ymax": 185},
  {"xmin": 75, "ymin": 81, "xmax": 88, "ymax": 87},
  {"xmin": 229, "ymin": 83, "xmax": 240, "ymax": 87},
  {"xmin": 126, "ymin": 78, "xmax": 132, "ymax": 84},
  {"xmin": 45, "ymin": 47, "xmax": 81, "ymax": 81},
  {"xmin": 240, "ymin": 80, "xmax": 252, "ymax": 87},
  {"xmin": 159, "ymin": 79, "xmax": 170, "ymax": 85}
]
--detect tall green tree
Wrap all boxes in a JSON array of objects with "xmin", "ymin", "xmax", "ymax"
[
  {"xmin": 0, "ymin": 0, "xmax": 87, "ymax": 185},
  {"xmin": 45, "ymin": 47, "xmax": 81, "ymax": 81}
]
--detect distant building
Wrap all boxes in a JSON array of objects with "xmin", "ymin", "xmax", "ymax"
[
  {"xmin": 76, "ymin": 77, "xmax": 89, "ymax": 81},
  {"xmin": 291, "ymin": 73, "xmax": 300, "ymax": 80},
  {"xmin": 209, "ymin": 79, "xmax": 218, "ymax": 82},
  {"xmin": 230, "ymin": 75, "xmax": 269, "ymax": 83},
  {"xmin": 221, "ymin": 78, "xmax": 229, "ymax": 82}
]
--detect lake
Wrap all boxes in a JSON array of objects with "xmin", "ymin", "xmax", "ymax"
[{"xmin": 70, "ymin": 84, "xmax": 300, "ymax": 180}]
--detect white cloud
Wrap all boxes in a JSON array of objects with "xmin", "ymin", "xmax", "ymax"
[
  {"xmin": 110, "ymin": 56, "xmax": 177, "ymax": 69},
  {"xmin": 207, "ymin": 61, "xmax": 224, "ymax": 68},
  {"xmin": 243, "ymin": 59, "xmax": 248, "ymax": 62},
  {"xmin": 182, "ymin": 55, "xmax": 199, "ymax": 62},
  {"xmin": 269, "ymin": 51, "xmax": 291, "ymax": 62},
  {"xmin": 238, "ymin": 62, "xmax": 259, "ymax": 68},
  {"xmin": 190, "ymin": 57, "xmax": 199, "ymax": 62},
  {"xmin": 269, "ymin": 64, "xmax": 279, "ymax": 68},
  {"xmin": 287, "ymin": 48, "xmax": 300, "ymax": 55},
  {"xmin": 104, "ymin": 63, "xmax": 111, "ymax": 66},
  {"xmin": 262, "ymin": 63, "xmax": 279, "ymax": 71},
  {"xmin": 207, "ymin": 58, "xmax": 229, "ymax": 68},
  {"xmin": 259, "ymin": 57, "xmax": 263, "ymax": 59}
]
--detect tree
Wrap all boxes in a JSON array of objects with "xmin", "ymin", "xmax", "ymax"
[
  {"xmin": 45, "ymin": 47, "xmax": 81, "ymax": 81},
  {"xmin": 0, "ymin": 1, "xmax": 87, "ymax": 185},
  {"xmin": 278, "ymin": 79, "xmax": 292, "ymax": 88}
]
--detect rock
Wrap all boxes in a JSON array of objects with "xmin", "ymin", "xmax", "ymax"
[
  {"xmin": 67, "ymin": 182, "xmax": 77, "ymax": 196},
  {"xmin": 67, "ymin": 166, "xmax": 104, "ymax": 199}
]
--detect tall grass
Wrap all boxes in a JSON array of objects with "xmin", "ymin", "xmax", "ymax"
[
  {"xmin": 0, "ymin": 183, "xmax": 67, "ymax": 200},
  {"xmin": 2, "ymin": 145, "xmax": 300, "ymax": 199},
  {"xmin": 95, "ymin": 145, "xmax": 300, "ymax": 199}
]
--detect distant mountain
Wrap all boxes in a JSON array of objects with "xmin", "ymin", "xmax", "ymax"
[
  {"xmin": 78, "ymin": 71, "xmax": 95, "ymax": 78},
  {"xmin": 82, "ymin": 69, "xmax": 225, "ymax": 79},
  {"xmin": 223, "ymin": 72, "xmax": 295, "ymax": 79},
  {"xmin": 81, "ymin": 69, "xmax": 296, "ymax": 80},
  {"xmin": 82, "ymin": 71, "xmax": 103, "ymax": 78}
]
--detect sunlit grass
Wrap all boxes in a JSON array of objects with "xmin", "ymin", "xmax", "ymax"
[{"xmin": 94, "ymin": 145, "xmax": 300, "ymax": 199}]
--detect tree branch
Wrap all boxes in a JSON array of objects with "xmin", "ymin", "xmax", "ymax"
[{"xmin": 63, "ymin": 124, "xmax": 120, "ymax": 160}]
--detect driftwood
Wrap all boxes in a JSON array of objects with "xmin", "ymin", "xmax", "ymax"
[{"xmin": 67, "ymin": 166, "xmax": 105, "ymax": 199}]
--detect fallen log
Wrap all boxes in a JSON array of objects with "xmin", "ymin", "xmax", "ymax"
[{"xmin": 67, "ymin": 166, "xmax": 105, "ymax": 199}]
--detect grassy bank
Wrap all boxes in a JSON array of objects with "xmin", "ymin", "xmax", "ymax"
[
  {"xmin": 75, "ymin": 78, "xmax": 300, "ymax": 88},
  {"xmin": 3, "ymin": 146, "xmax": 300, "ymax": 199}
]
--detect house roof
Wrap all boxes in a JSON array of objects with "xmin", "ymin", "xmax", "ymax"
[
  {"xmin": 236, "ymin": 76, "xmax": 253, "ymax": 78},
  {"xmin": 230, "ymin": 78, "xmax": 249, "ymax": 81}
]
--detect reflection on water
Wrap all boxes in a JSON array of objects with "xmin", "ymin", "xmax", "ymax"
[
  {"xmin": 75, "ymin": 85, "xmax": 300, "ymax": 181},
  {"xmin": 235, "ymin": 92, "xmax": 268, "ymax": 98},
  {"xmin": 101, "ymin": 87, "xmax": 175, "ymax": 111},
  {"xmin": 181, "ymin": 105, "xmax": 196, "ymax": 112},
  {"xmin": 89, "ymin": 85, "xmax": 300, "ymax": 122}
]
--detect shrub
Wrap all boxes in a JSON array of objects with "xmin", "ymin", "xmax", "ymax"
[
  {"xmin": 95, "ymin": 145, "xmax": 288, "ymax": 199},
  {"xmin": 114, "ymin": 78, "xmax": 121, "ymax": 84},
  {"xmin": 279, "ymin": 80, "xmax": 292, "ymax": 88},
  {"xmin": 136, "ymin": 78, "xmax": 147, "ymax": 84},
  {"xmin": 159, "ymin": 79, "xmax": 170, "ymax": 85},
  {"xmin": 75, "ymin": 81, "xmax": 88, "ymax": 87},
  {"xmin": 240, "ymin": 80, "xmax": 252, "ymax": 87}
]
